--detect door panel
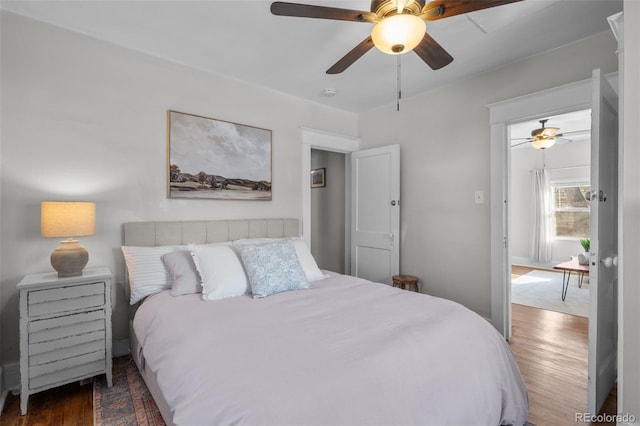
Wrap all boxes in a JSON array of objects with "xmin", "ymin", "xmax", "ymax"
[
  {"xmin": 354, "ymin": 246, "xmax": 391, "ymax": 283},
  {"xmin": 587, "ymin": 68, "xmax": 618, "ymax": 415},
  {"xmin": 351, "ymin": 145, "xmax": 400, "ymax": 285}
]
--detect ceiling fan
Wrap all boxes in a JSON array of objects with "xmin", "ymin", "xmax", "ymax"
[
  {"xmin": 511, "ymin": 119, "xmax": 589, "ymax": 150},
  {"xmin": 270, "ymin": 0, "xmax": 524, "ymax": 74}
]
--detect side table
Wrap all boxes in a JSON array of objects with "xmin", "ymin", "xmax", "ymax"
[
  {"xmin": 392, "ymin": 274, "xmax": 420, "ymax": 293},
  {"xmin": 18, "ymin": 266, "xmax": 113, "ymax": 415}
]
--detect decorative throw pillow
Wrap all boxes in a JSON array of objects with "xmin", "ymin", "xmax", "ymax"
[
  {"xmin": 233, "ymin": 238, "xmax": 327, "ymax": 282},
  {"xmin": 237, "ymin": 240, "xmax": 309, "ymax": 298},
  {"xmin": 122, "ymin": 245, "xmax": 186, "ymax": 304},
  {"xmin": 162, "ymin": 251, "xmax": 202, "ymax": 296},
  {"xmin": 190, "ymin": 244, "xmax": 249, "ymax": 301}
]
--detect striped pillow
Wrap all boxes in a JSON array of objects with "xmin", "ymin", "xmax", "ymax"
[{"xmin": 122, "ymin": 245, "xmax": 187, "ymax": 304}]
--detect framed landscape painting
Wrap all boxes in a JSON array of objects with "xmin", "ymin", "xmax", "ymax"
[{"xmin": 167, "ymin": 110, "xmax": 272, "ymax": 200}]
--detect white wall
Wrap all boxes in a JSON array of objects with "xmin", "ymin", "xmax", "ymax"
[
  {"xmin": 358, "ymin": 31, "xmax": 617, "ymax": 318},
  {"xmin": 0, "ymin": 11, "xmax": 358, "ymax": 364},
  {"xmin": 310, "ymin": 149, "xmax": 346, "ymax": 273},
  {"xmin": 620, "ymin": 2, "xmax": 640, "ymax": 421},
  {"xmin": 510, "ymin": 140, "xmax": 591, "ymax": 268}
]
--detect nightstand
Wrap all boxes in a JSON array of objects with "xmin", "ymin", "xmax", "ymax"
[{"xmin": 18, "ymin": 266, "xmax": 113, "ymax": 415}]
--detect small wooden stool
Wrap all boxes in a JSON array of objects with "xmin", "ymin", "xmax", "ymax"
[{"xmin": 392, "ymin": 275, "xmax": 420, "ymax": 293}]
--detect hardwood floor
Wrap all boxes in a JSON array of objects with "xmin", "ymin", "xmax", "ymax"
[
  {"xmin": 511, "ymin": 265, "xmax": 616, "ymax": 425},
  {"xmin": 0, "ymin": 381, "xmax": 92, "ymax": 425},
  {"xmin": 0, "ymin": 271, "xmax": 616, "ymax": 425}
]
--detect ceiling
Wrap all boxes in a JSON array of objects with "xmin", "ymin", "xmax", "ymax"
[{"xmin": 0, "ymin": 0, "xmax": 622, "ymax": 113}]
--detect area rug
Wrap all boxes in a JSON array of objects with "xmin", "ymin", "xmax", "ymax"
[
  {"xmin": 94, "ymin": 357, "xmax": 537, "ymax": 426},
  {"xmin": 512, "ymin": 269, "xmax": 589, "ymax": 317},
  {"xmin": 94, "ymin": 356, "xmax": 165, "ymax": 426}
]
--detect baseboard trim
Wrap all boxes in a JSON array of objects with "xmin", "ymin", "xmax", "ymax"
[
  {"xmin": 3, "ymin": 362, "xmax": 19, "ymax": 393},
  {"xmin": 114, "ymin": 338, "xmax": 130, "ymax": 357},
  {"xmin": 0, "ymin": 367, "xmax": 5, "ymax": 415},
  {"xmin": 0, "ymin": 389, "xmax": 7, "ymax": 417},
  {"xmin": 511, "ymin": 256, "xmax": 567, "ymax": 270}
]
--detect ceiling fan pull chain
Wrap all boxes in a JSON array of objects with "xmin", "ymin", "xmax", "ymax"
[{"xmin": 397, "ymin": 54, "xmax": 402, "ymax": 112}]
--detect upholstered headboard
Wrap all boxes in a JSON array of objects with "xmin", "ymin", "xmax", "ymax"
[
  {"xmin": 123, "ymin": 218, "xmax": 300, "ymax": 247},
  {"xmin": 123, "ymin": 218, "xmax": 300, "ymax": 337}
]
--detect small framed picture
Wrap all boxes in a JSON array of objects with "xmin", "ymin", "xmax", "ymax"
[{"xmin": 311, "ymin": 168, "xmax": 326, "ymax": 188}]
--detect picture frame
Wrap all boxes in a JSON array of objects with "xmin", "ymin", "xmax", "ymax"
[
  {"xmin": 310, "ymin": 168, "xmax": 326, "ymax": 188},
  {"xmin": 167, "ymin": 110, "xmax": 272, "ymax": 200}
]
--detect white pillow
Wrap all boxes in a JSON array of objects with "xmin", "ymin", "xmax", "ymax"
[
  {"xmin": 291, "ymin": 239, "xmax": 327, "ymax": 282},
  {"xmin": 122, "ymin": 245, "xmax": 186, "ymax": 304},
  {"xmin": 190, "ymin": 244, "xmax": 249, "ymax": 301},
  {"xmin": 233, "ymin": 237, "xmax": 327, "ymax": 282}
]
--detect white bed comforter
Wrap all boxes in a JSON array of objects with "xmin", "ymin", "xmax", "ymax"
[{"xmin": 134, "ymin": 273, "xmax": 528, "ymax": 426}]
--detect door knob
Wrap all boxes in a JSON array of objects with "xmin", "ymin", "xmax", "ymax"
[{"xmin": 600, "ymin": 255, "xmax": 618, "ymax": 268}]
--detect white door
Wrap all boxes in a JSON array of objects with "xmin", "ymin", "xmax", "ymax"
[
  {"xmin": 350, "ymin": 145, "xmax": 400, "ymax": 284},
  {"xmin": 587, "ymin": 69, "xmax": 618, "ymax": 415}
]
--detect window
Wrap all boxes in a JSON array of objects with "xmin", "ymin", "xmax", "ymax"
[{"xmin": 552, "ymin": 183, "xmax": 590, "ymax": 238}]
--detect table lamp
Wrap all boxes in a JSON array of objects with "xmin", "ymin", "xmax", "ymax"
[{"xmin": 41, "ymin": 201, "xmax": 95, "ymax": 277}]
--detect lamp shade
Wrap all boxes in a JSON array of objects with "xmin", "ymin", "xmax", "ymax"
[
  {"xmin": 371, "ymin": 14, "xmax": 426, "ymax": 54},
  {"xmin": 41, "ymin": 201, "xmax": 95, "ymax": 238}
]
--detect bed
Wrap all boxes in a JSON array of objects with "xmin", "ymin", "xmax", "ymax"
[{"xmin": 123, "ymin": 219, "xmax": 529, "ymax": 426}]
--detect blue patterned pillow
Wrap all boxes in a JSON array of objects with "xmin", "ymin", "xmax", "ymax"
[{"xmin": 237, "ymin": 240, "xmax": 309, "ymax": 298}]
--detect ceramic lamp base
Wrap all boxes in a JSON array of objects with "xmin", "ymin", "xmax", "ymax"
[{"xmin": 50, "ymin": 239, "xmax": 89, "ymax": 277}]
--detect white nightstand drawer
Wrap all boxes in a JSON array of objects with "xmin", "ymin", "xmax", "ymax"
[
  {"xmin": 29, "ymin": 350, "xmax": 105, "ymax": 379},
  {"xmin": 29, "ymin": 309, "xmax": 105, "ymax": 343},
  {"xmin": 30, "ymin": 334, "xmax": 105, "ymax": 367},
  {"xmin": 29, "ymin": 357, "xmax": 106, "ymax": 391},
  {"xmin": 28, "ymin": 282, "xmax": 106, "ymax": 317},
  {"xmin": 30, "ymin": 330, "xmax": 105, "ymax": 357}
]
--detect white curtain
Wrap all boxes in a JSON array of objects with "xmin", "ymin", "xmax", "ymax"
[{"xmin": 529, "ymin": 168, "xmax": 553, "ymax": 263}]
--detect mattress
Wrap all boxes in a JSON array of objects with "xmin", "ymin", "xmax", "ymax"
[{"xmin": 133, "ymin": 272, "xmax": 528, "ymax": 426}]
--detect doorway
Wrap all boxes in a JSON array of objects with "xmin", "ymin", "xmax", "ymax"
[
  {"xmin": 487, "ymin": 75, "xmax": 615, "ymax": 339},
  {"xmin": 301, "ymin": 127, "xmax": 359, "ymax": 275},
  {"xmin": 509, "ymin": 109, "xmax": 592, "ymax": 318},
  {"xmin": 310, "ymin": 149, "xmax": 346, "ymax": 274},
  {"xmin": 489, "ymin": 72, "xmax": 619, "ymax": 417}
]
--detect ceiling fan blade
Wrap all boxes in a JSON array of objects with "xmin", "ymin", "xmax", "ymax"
[
  {"xmin": 510, "ymin": 141, "xmax": 531, "ymax": 148},
  {"xmin": 422, "ymin": 0, "xmax": 523, "ymax": 21},
  {"xmin": 326, "ymin": 37, "xmax": 375, "ymax": 74},
  {"xmin": 557, "ymin": 129, "xmax": 590, "ymax": 136},
  {"xmin": 413, "ymin": 33, "xmax": 453, "ymax": 70},
  {"xmin": 554, "ymin": 137, "xmax": 572, "ymax": 145},
  {"xmin": 270, "ymin": 2, "xmax": 378, "ymax": 23}
]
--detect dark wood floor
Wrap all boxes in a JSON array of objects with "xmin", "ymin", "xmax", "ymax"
[
  {"xmin": 1, "ymin": 269, "xmax": 616, "ymax": 425},
  {"xmin": 0, "ymin": 381, "xmax": 92, "ymax": 425}
]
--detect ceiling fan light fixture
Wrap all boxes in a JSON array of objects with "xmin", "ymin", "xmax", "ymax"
[
  {"xmin": 532, "ymin": 137, "xmax": 556, "ymax": 150},
  {"xmin": 371, "ymin": 14, "xmax": 426, "ymax": 55}
]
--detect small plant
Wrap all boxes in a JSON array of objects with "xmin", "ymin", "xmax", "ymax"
[{"xmin": 579, "ymin": 238, "xmax": 590, "ymax": 252}]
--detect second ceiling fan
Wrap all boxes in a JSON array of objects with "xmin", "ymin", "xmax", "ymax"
[
  {"xmin": 511, "ymin": 119, "xmax": 590, "ymax": 150},
  {"xmin": 271, "ymin": 0, "xmax": 524, "ymax": 74}
]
